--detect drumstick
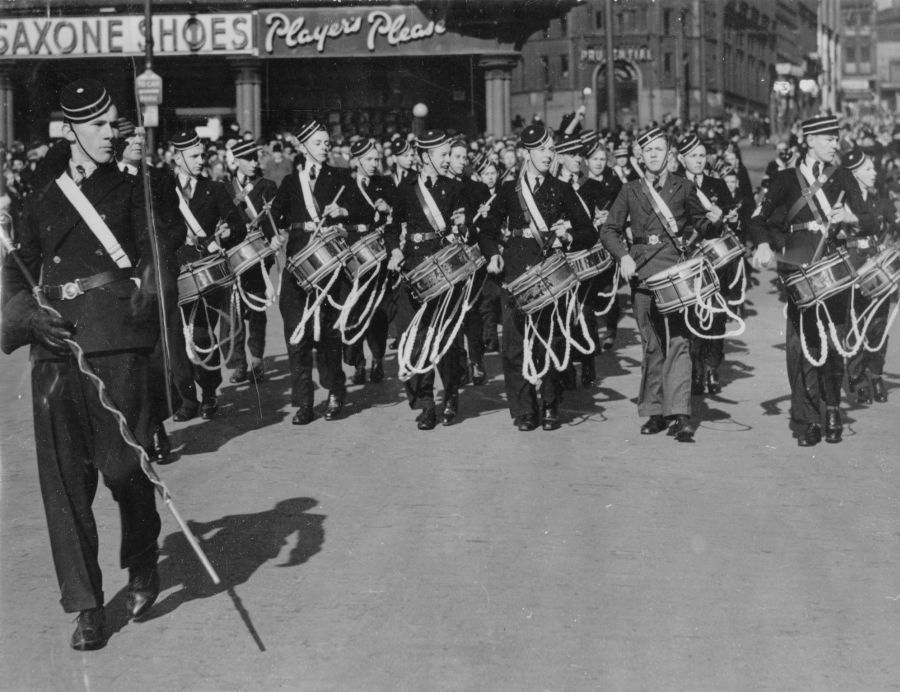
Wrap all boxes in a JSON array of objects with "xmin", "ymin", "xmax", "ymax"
[
  {"xmin": 315, "ymin": 186, "xmax": 346, "ymax": 234},
  {"xmin": 473, "ymin": 193, "xmax": 497, "ymax": 222},
  {"xmin": 811, "ymin": 190, "xmax": 845, "ymax": 264}
]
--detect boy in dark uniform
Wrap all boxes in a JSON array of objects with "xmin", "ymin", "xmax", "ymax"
[{"xmin": 1, "ymin": 79, "xmax": 162, "ymax": 650}]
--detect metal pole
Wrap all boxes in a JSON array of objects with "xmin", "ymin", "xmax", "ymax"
[
  {"xmin": 604, "ymin": 0, "xmax": 616, "ymax": 130},
  {"xmin": 144, "ymin": 0, "xmax": 155, "ymax": 156}
]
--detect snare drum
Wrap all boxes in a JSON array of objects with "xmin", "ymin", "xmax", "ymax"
[
  {"xmin": 505, "ymin": 253, "xmax": 579, "ymax": 315},
  {"xmin": 645, "ymin": 256, "xmax": 720, "ymax": 315},
  {"xmin": 695, "ymin": 230, "xmax": 744, "ymax": 271},
  {"xmin": 346, "ymin": 232, "xmax": 387, "ymax": 279},
  {"xmin": 177, "ymin": 254, "xmax": 234, "ymax": 306},
  {"xmin": 404, "ymin": 242, "xmax": 482, "ymax": 303},
  {"xmin": 566, "ymin": 242, "xmax": 613, "ymax": 281},
  {"xmin": 286, "ymin": 227, "xmax": 352, "ymax": 290},
  {"xmin": 227, "ymin": 231, "xmax": 275, "ymax": 276},
  {"xmin": 855, "ymin": 248, "xmax": 900, "ymax": 299},
  {"xmin": 783, "ymin": 249, "xmax": 857, "ymax": 309}
]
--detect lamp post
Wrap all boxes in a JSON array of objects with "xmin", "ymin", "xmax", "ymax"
[{"xmin": 412, "ymin": 102, "xmax": 428, "ymax": 137}]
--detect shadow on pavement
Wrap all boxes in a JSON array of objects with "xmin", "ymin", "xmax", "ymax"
[{"xmin": 105, "ymin": 497, "xmax": 325, "ymax": 645}]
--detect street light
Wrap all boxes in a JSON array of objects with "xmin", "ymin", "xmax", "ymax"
[{"xmin": 412, "ymin": 102, "xmax": 428, "ymax": 136}]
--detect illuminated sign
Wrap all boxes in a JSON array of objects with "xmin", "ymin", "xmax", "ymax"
[
  {"xmin": 581, "ymin": 46, "xmax": 653, "ymax": 64},
  {"xmin": 0, "ymin": 14, "xmax": 254, "ymax": 58}
]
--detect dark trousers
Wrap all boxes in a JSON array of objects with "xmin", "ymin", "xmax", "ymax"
[
  {"xmin": 458, "ymin": 270, "xmax": 487, "ymax": 373},
  {"xmin": 847, "ymin": 296, "xmax": 891, "ymax": 381},
  {"xmin": 230, "ymin": 298, "xmax": 268, "ymax": 370},
  {"xmin": 479, "ymin": 274, "xmax": 502, "ymax": 345},
  {"xmin": 632, "ymin": 287, "xmax": 692, "ymax": 418},
  {"xmin": 500, "ymin": 291, "xmax": 565, "ymax": 419},
  {"xmin": 596, "ymin": 267, "xmax": 622, "ymax": 333},
  {"xmin": 173, "ymin": 288, "xmax": 226, "ymax": 408},
  {"xmin": 32, "ymin": 352, "xmax": 161, "ymax": 613},
  {"xmin": 785, "ymin": 297, "xmax": 844, "ymax": 425},
  {"xmin": 577, "ymin": 277, "xmax": 600, "ymax": 364},
  {"xmin": 395, "ymin": 287, "xmax": 464, "ymax": 409},
  {"xmin": 280, "ymin": 273, "xmax": 346, "ymax": 408},
  {"xmin": 690, "ymin": 313, "xmax": 727, "ymax": 375}
]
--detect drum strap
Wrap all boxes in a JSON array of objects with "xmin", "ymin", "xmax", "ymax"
[
  {"xmin": 233, "ymin": 177, "xmax": 259, "ymax": 220},
  {"xmin": 55, "ymin": 173, "xmax": 132, "ymax": 269},
  {"xmin": 787, "ymin": 164, "xmax": 836, "ymax": 226},
  {"xmin": 614, "ymin": 166, "xmax": 629, "ymax": 184},
  {"xmin": 176, "ymin": 188, "xmax": 221, "ymax": 253},
  {"xmin": 629, "ymin": 157, "xmax": 646, "ymax": 180},
  {"xmin": 298, "ymin": 169, "xmax": 321, "ymax": 223},
  {"xmin": 517, "ymin": 174, "xmax": 549, "ymax": 253},
  {"xmin": 644, "ymin": 179, "xmax": 681, "ymax": 246},
  {"xmin": 693, "ymin": 181, "xmax": 714, "ymax": 211},
  {"xmin": 415, "ymin": 178, "xmax": 448, "ymax": 234},
  {"xmin": 357, "ymin": 176, "xmax": 377, "ymax": 210}
]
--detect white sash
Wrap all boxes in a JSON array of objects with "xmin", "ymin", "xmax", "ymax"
[
  {"xmin": 519, "ymin": 173, "xmax": 550, "ymax": 237},
  {"xmin": 629, "ymin": 157, "xmax": 646, "ymax": 180},
  {"xmin": 692, "ymin": 177, "xmax": 714, "ymax": 211},
  {"xmin": 298, "ymin": 168, "xmax": 320, "ymax": 223},
  {"xmin": 614, "ymin": 166, "xmax": 629, "ymax": 184},
  {"xmin": 55, "ymin": 173, "xmax": 132, "ymax": 268},
  {"xmin": 644, "ymin": 179, "xmax": 680, "ymax": 237},
  {"xmin": 238, "ymin": 177, "xmax": 259, "ymax": 219},
  {"xmin": 357, "ymin": 176, "xmax": 376, "ymax": 209},
  {"xmin": 798, "ymin": 162, "xmax": 834, "ymax": 218},
  {"xmin": 176, "ymin": 187, "xmax": 221, "ymax": 253},
  {"xmin": 417, "ymin": 177, "xmax": 448, "ymax": 232}
]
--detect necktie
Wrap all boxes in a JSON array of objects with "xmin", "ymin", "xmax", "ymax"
[
  {"xmin": 533, "ymin": 176, "xmax": 542, "ymax": 193},
  {"xmin": 694, "ymin": 174, "xmax": 701, "ymax": 186},
  {"xmin": 309, "ymin": 165, "xmax": 318, "ymax": 181},
  {"xmin": 425, "ymin": 177, "xmax": 434, "ymax": 189},
  {"xmin": 74, "ymin": 165, "xmax": 86, "ymax": 187},
  {"xmin": 812, "ymin": 162, "xmax": 822, "ymax": 179}
]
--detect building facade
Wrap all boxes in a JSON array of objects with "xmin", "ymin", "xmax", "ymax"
[
  {"xmin": 511, "ymin": 0, "xmax": 831, "ymax": 135},
  {"xmin": 0, "ymin": 0, "xmax": 577, "ymax": 146}
]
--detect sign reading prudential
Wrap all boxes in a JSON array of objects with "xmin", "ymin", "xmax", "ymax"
[
  {"xmin": 0, "ymin": 14, "xmax": 253, "ymax": 58},
  {"xmin": 260, "ymin": 6, "xmax": 510, "ymax": 58}
]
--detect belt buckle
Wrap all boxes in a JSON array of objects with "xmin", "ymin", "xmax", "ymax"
[
  {"xmin": 522, "ymin": 229, "xmax": 533, "ymax": 239},
  {"xmin": 61, "ymin": 281, "xmax": 82, "ymax": 300},
  {"xmin": 647, "ymin": 234, "xmax": 660, "ymax": 245},
  {"xmin": 808, "ymin": 221, "xmax": 821, "ymax": 232}
]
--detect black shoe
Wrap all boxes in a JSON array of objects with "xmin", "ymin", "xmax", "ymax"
[
  {"xmin": 172, "ymin": 404, "xmax": 198, "ymax": 422},
  {"xmin": 471, "ymin": 361, "xmax": 486, "ymax": 386},
  {"xmin": 640, "ymin": 415, "xmax": 667, "ymax": 435},
  {"xmin": 71, "ymin": 607, "xmax": 106, "ymax": 651},
  {"xmin": 324, "ymin": 393, "xmax": 344, "ymax": 421},
  {"xmin": 148, "ymin": 425, "xmax": 171, "ymax": 464},
  {"xmin": 515, "ymin": 414, "xmax": 538, "ymax": 432},
  {"xmin": 798, "ymin": 423, "xmax": 822, "ymax": 447},
  {"xmin": 691, "ymin": 376, "xmax": 705, "ymax": 396},
  {"xmin": 370, "ymin": 360, "xmax": 384, "ymax": 383},
  {"xmin": 541, "ymin": 403, "xmax": 560, "ymax": 431},
  {"xmin": 873, "ymin": 377, "xmax": 888, "ymax": 403},
  {"xmin": 248, "ymin": 364, "xmax": 265, "ymax": 383},
  {"xmin": 856, "ymin": 384, "xmax": 872, "ymax": 405},
  {"xmin": 292, "ymin": 405, "xmax": 315, "ymax": 425},
  {"xmin": 125, "ymin": 566, "xmax": 160, "ymax": 619},
  {"xmin": 199, "ymin": 396, "xmax": 218, "ymax": 420},
  {"xmin": 229, "ymin": 365, "xmax": 248, "ymax": 384},
  {"xmin": 562, "ymin": 364, "xmax": 577, "ymax": 390},
  {"xmin": 581, "ymin": 359, "xmax": 596, "ymax": 387},
  {"xmin": 442, "ymin": 392, "xmax": 459, "ymax": 426},
  {"xmin": 416, "ymin": 405, "xmax": 437, "ymax": 431},
  {"xmin": 351, "ymin": 365, "xmax": 366, "ymax": 385},
  {"xmin": 601, "ymin": 329, "xmax": 617, "ymax": 351},
  {"xmin": 706, "ymin": 369, "xmax": 722, "ymax": 395},
  {"xmin": 668, "ymin": 415, "xmax": 694, "ymax": 442},
  {"xmin": 825, "ymin": 408, "xmax": 842, "ymax": 443}
]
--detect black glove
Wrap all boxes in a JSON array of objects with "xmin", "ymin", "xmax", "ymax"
[{"xmin": 28, "ymin": 310, "xmax": 74, "ymax": 354}]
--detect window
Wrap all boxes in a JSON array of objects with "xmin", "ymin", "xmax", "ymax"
[
  {"xmin": 845, "ymin": 45, "xmax": 856, "ymax": 63},
  {"xmin": 560, "ymin": 15, "xmax": 568, "ymax": 35},
  {"xmin": 663, "ymin": 9, "xmax": 671, "ymax": 35},
  {"xmin": 595, "ymin": 10, "xmax": 603, "ymax": 29},
  {"xmin": 860, "ymin": 45, "xmax": 871, "ymax": 63},
  {"xmin": 664, "ymin": 52, "xmax": 672, "ymax": 75},
  {"xmin": 890, "ymin": 60, "xmax": 900, "ymax": 84},
  {"xmin": 560, "ymin": 55, "xmax": 569, "ymax": 79},
  {"xmin": 541, "ymin": 55, "xmax": 550, "ymax": 85},
  {"xmin": 859, "ymin": 11, "xmax": 871, "ymax": 25}
]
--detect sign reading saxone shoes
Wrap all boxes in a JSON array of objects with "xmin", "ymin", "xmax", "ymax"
[
  {"xmin": 260, "ymin": 5, "xmax": 514, "ymax": 58},
  {"xmin": 0, "ymin": 13, "xmax": 254, "ymax": 58}
]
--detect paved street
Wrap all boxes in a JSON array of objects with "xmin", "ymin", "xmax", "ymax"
[{"xmin": 3, "ymin": 146, "xmax": 900, "ymax": 691}]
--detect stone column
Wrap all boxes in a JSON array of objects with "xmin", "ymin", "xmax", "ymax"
[
  {"xmin": 479, "ymin": 56, "xmax": 518, "ymax": 137},
  {"xmin": 230, "ymin": 59, "xmax": 263, "ymax": 138},
  {"xmin": 0, "ymin": 68, "xmax": 14, "ymax": 148}
]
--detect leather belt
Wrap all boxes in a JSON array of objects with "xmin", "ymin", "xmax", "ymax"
[
  {"xmin": 507, "ymin": 228, "xmax": 535, "ymax": 239},
  {"xmin": 632, "ymin": 234, "xmax": 668, "ymax": 246},
  {"xmin": 42, "ymin": 268, "xmax": 133, "ymax": 301},
  {"xmin": 789, "ymin": 221, "xmax": 823, "ymax": 233},
  {"xmin": 408, "ymin": 231, "xmax": 439, "ymax": 243},
  {"xmin": 348, "ymin": 224, "xmax": 369, "ymax": 233}
]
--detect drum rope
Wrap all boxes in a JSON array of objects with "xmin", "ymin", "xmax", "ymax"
[
  {"xmin": 726, "ymin": 259, "xmax": 748, "ymax": 306},
  {"xmin": 336, "ymin": 264, "xmax": 385, "ymax": 344},
  {"xmin": 592, "ymin": 264, "xmax": 621, "ymax": 317},
  {"xmin": 234, "ymin": 260, "xmax": 275, "ymax": 312},
  {"xmin": 863, "ymin": 291, "xmax": 899, "ymax": 353},
  {"xmin": 568, "ymin": 288, "xmax": 597, "ymax": 355},
  {"xmin": 818, "ymin": 299, "xmax": 860, "ymax": 359},
  {"xmin": 288, "ymin": 265, "xmax": 343, "ymax": 345},
  {"xmin": 844, "ymin": 286, "xmax": 892, "ymax": 353},
  {"xmin": 799, "ymin": 306, "xmax": 829, "ymax": 367},
  {"xmin": 180, "ymin": 295, "xmax": 239, "ymax": 371}
]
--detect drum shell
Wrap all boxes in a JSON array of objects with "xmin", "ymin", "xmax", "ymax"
[
  {"xmin": 404, "ymin": 242, "xmax": 482, "ymax": 303},
  {"xmin": 505, "ymin": 253, "xmax": 578, "ymax": 315},
  {"xmin": 227, "ymin": 231, "xmax": 275, "ymax": 277},
  {"xmin": 286, "ymin": 228, "xmax": 352, "ymax": 290},
  {"xmin": 695, "ymin": 230, "xmax": 744, "ymax": 271},
  {"xmin": 177, "ymin": 255, "xmax": 234, "ymax": 306},
  {"xmin": 856, "ymin": 248, "xmax": 900, "ymax": 299},
  {"xmin": 645, "ymin": 257, "xmax": 720, "ymax": 315},
  {"xmin": 566, "ymin": 243, "xmax": 613, "ymax": 282},
  {"xmin": 347, "ymin": 233, "xmax": 387, "ymax": 279},
  {"xmin": 783, "ymin": 250, "xmax": 857, "ymax": 309}
]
